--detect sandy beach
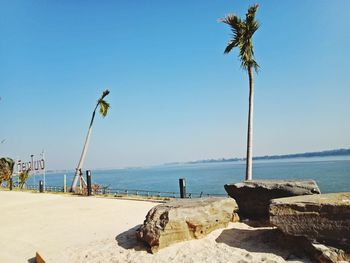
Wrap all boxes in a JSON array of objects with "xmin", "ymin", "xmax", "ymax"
[{"xmin": 0, "ymin": 191, "xmax": 310, "ymax": 263}]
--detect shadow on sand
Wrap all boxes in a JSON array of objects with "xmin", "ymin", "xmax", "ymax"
[
  {"xmin": 115, "ymin": 224, "xmax": 150, "ymax": 252},
  {"xmin": 215, "ymin": 227, "xmax": 307, "ymax": 261},
  {"xmin": 116, "ymin": 223, "xmax": 309, "ymax": 260}
]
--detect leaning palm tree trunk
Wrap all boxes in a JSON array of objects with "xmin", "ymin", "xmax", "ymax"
[
  {"xmin": 71, "ymin": 90, "xmax": 110, "ymax": 192},
  {"xmin": 71, "ymin": 108, "xmax": 97, "ymax": 190},
  {"xmin": 246, "ymin": 66, "xmax": 254, "ymax": 180}
]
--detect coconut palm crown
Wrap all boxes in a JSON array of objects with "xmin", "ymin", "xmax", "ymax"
[
  {"xmin": 221, "ymin": 4, "xmax": 260, "ymax": 181},
  {"xmin": 90, "ymin": 90, "xmax": 110, "ymax": 126},
  {"xmin": 221, "ymin": 4, "xmax": 259, "ymax": 72},
  {"xmin": 97, "ymin": 90, "xmax": 110, "ymax": 117}
]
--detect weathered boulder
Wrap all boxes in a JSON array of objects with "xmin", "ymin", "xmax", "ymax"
[
  {"xmin": 275, "ymin": 233, "xmax": 350, "ymax": 263},
  {"xmin": 224, "ymin": 179, "xmax": 320, "ymax": 220},
  {"xmin": 310, "ymin": 243, "xmax": 350, "ymax": 263},
  {"xmin": 270, "ymin": 192, "xmax": 350, "ymax": 252},
  {"xmin": 136, "ymin": 197, "xmax": 239, "ymax": 253}
]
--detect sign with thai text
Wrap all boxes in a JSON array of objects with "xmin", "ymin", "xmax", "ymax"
[{"xmin": 17, "ymin": 154, "xmax": 45, "ymax": 173}]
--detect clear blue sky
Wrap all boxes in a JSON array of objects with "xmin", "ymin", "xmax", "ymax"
[{"xmin": 1, "ymin": 0, "xmax": 350, "ymax": 170}]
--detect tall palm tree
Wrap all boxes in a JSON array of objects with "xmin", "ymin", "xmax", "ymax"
[
  {"xmin": 221, "ymin": 4, "xmax": 260, "ymax": 181},
  {"xmin": 71, "ymin": 90, "xmax": 110, "ymax": 192}
]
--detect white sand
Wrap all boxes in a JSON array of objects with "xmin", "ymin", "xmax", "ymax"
[{"xmin": 0, "ymin": 191, "xmax": 310, "ymax": 263}]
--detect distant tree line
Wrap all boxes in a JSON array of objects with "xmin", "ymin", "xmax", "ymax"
[
  {"xmin": 253, "ymin": 148, "xmax": 350, "ymax": 160},
  {"xmin": 169, "ymin": 148, "xmax": 350, "ymax": 165}
]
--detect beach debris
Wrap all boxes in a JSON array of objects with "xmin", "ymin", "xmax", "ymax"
[
  {"xmin": 270, "ymin": 192, "xmax": 350, "ymax": 256},
  {"xmin": 224, "ymin": 179, "xmax": 320, "ymax": 220},
  {"xmin": 35, "ymin": 251, "xmax": 46, "ymax": 263},
  {"xmin": 137, "ymin": 197, "xmax": 239, "ymax": 253}
]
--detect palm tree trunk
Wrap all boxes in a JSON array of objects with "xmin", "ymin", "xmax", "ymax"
[
  {"xmin": 71, "ymin": 106, "xmax": 97, "ymax": 191},
  {"xmin": 245, "ymin": 66, "xmax": 254, "ymax": 181}
]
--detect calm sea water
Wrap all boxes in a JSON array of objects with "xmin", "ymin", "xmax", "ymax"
[{"xmin": 25, "ymin": 156, "xmax": 350, "ymax": 195}]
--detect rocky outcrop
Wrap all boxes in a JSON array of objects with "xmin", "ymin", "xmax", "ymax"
[
  {"xmin": 224, "ymin": 180, "xmax": 320, "ymax": 220},
  {"xmin": 270, "ymin": 192, "xmax": 350, "ymax": 252},
  {"xmin": 136, "ymin": 197, "xmax": 239, "ymax": 253}
]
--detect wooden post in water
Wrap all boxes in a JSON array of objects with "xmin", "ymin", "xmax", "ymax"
[
  {"xmin": 86, "ymin": 170, "xmax": 91, "ymax": 196},
  {"xmin": 179, "ymin": 178, "xmax": 186, "ymax": 198}
]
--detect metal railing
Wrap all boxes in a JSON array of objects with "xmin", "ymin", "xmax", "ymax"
[
  {"xmin": 104, "ymin": 188, "xmax": 227, "ymax": 198},
  {"xmin": 26, "ymin": 184, "xmax": 64, "ymax": 192},
  {"xmin": 24, "ymin": 184, "xmax": 227, "ymax": 198}
]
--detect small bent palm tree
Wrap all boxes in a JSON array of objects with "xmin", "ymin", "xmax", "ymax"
[
  {"xmin": 0, "ymin": 157, "xmax": 14, "ymax": 188},
  {"xmin": 19, "ymin": 169, "xmax": 30, "ymax": 189},
  {"xmin": 221, "ymin": 4, "xmax": 260, "ymax": 181},
  {"xmin": 71, "ymin": 90, "xmax": 110, "ymax": 191}
]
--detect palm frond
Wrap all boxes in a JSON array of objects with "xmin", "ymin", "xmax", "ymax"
[
  {"xmin": 224, "ymin": 39, "xmax": 238, "ymax": 54},
  {"xmin": 246, "ymin": 5, "xmax": 260, "ymax": 39},
  {"xmin": 95, "ymin": 89, "xmax": 110, "ymax": 117},
  {"xmin": 221, "ymin": 14, "xmax": 244, "ymax": 54},
  {"xmin": 245, "ymin": 4, "xmax": 259, "ymax": 27},
  {"xmin": 251, "ymin": 60, "xmax": 260, "ymax": 72},
  {"xmin": 220, "ymin": 14, "xmax": 242, "ymax": 30},
  {"xmin": 221, "ymin": 5, "xmax": 259, "ymax": 73},
  {"xmin": 98, "ymin": 99, "xmax": 110, "ymax": 117},
  {"xmin": 100, "ymin": 89, "xmax": 110, "ymax": 100}
]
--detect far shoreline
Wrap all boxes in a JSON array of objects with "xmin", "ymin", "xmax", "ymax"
[{"xmin": 45, "ymin": 149, "xmax": 350, "ymax": 173}]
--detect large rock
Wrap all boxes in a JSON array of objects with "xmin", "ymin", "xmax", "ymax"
[
  {"xmin": 136, "ymin": 197, "xmax": 239, "ymax": 253},
  {"xmin": 310, "ymin": 243, "xmax": 350, "ymax": 263},
  {"xmin": 224, "ymin": 179, "xmax": 320, "ymax": 220},
  {"xmin": 270, "ymin": 192, "xmax": 350, "ymax": 251}
]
